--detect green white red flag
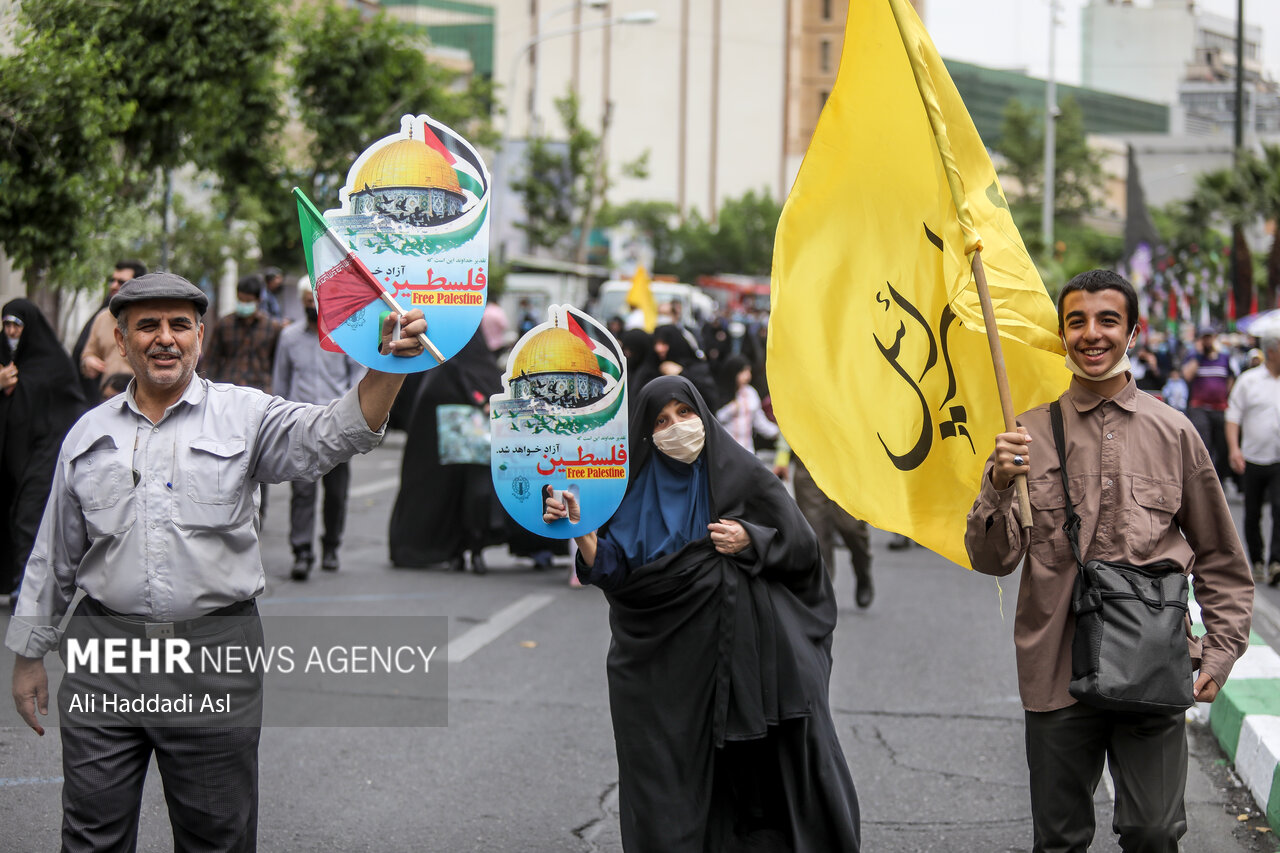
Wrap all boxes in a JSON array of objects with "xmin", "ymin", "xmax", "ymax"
[{"xmin": 294, "ymin": 188, "xmax": 389, "ymax": 353}]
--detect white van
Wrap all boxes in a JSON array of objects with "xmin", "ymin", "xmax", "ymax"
[{"xmin": 593, "ymin": 280, "xmax": 716, "ymax": 329}]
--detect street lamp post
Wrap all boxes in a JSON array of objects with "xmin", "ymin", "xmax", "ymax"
[
  {"xmin": 507, "ymin": 10, "xmax": 658, "ymax": 142},
  {"xmin": 531, "ymin": 0, "xmax": 610, "ymax": 137}
]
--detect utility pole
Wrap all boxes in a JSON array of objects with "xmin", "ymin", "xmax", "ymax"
[
  {"xmin": 1234, "ymin": 0, "xmax": 1245, "ymax": 160},
  {"xmin": 1231, "ymin": 0, "xmax": 1245, "ymax": 313},
  {"xmin": 1042, "ymin": 0, "xmax": 1059, "ymax": 254}
]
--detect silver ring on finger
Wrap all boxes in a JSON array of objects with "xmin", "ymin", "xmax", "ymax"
[{"xmin": 1013, "ymin": 455, "xmax": 1025, "ymax": 467}]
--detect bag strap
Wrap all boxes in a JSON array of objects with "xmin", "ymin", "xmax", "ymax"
[{"xmin": 1048, "ymin": 401, "xmax": 1086, "ymax": 570}]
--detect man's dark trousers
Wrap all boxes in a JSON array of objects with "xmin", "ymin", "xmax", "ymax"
[
  {"xmin": 1188, "ymin": 406, "xmax": 1230, "ymax": 484},
  {"xmin": 289, "ymin": 462, "xmax": 350, "ymax": 555},
  {"xmin": 57, "ymin": 598, "xmax": 263, "ymax": 853},
  {"xmin": 1025, "ymin": 702, "xmax": 1186, "ymax": 853},
  {"xmin": 1243, "ymin": 461, "xmax": 1280, "ymax": 567}
]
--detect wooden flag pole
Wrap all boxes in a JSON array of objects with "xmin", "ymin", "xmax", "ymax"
[
  {"xmin": 319, "ymin": 222, "xmax": 445, "ymax": 365},
  {"xmin": 971, "ymin": 250, "xmax": 1033, "ymax": 528}
]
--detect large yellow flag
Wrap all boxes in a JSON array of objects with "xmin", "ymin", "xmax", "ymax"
[{"xmin": 768, "ymin": 0, "xmax": 1070, "ymax": 569}]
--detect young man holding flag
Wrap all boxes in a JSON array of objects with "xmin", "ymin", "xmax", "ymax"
[{"xmin": 965, "ymin": 269, "xmax": 1252, "ymax": 851}]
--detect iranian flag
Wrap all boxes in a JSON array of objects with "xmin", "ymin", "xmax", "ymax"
[{"xmin": 294, "ymin": 188, "xmax": 395, "ymax": 353}]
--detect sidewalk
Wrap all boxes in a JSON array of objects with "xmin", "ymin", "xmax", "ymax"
[{"xmin": 1204, "ymin": 590, "xmax": 1280, "ymax": 832}]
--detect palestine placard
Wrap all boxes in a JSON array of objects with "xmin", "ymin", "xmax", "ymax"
[
  {"xmin": 491, "ymin": 306, "xmax": 629, "ymax": 538},
  {"xmin": 295, "ymin": 113, "xmax": 490, "ymax": 373}
]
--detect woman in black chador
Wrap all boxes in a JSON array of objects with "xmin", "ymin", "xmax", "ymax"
[
  {"xmin": 389, "ymin": 329, "xmax": 505, "ymax": 573},
  {"xmin": 544, "ymin": 375, "xmax": 860, "ymax": 852},
  {"xmin": 0, "ymin": 299, "xmax": 85, "ymax": 597}
]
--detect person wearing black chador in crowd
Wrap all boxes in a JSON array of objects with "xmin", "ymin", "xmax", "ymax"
[
  {"xmin": 389, "ymin": 329, "xmax": 506, "ymax": 573},
  {"xmin": 0, "ymin": 299, "xmax": 85, "ymax": 599},
  {"xmin": 652, "ymin": 323, "xmax": 721, "ymax": 410},
  {"xmin": 544, "ymin": 375, "xmax": 861, "ymax": 852}
]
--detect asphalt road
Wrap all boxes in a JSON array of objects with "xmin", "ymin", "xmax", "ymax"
[{"xmin": 0, "ymin": 432, "xmax": 1272, "ymax": 852}]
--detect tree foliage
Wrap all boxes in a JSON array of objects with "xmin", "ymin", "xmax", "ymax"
[
  {"xmin": 669, "ymin": 191, "xmax": 782, "ymax": 282},
  {"xmin": 512, "ymin": 91, "xmax": 603, "ymax": 257},
  {"xmin": 0, "ymin": 0, "xmax": 284, "ymax": 298},
  {"xmin": 598, "ymin": 199, "xmax": 680, "ymax": 272},
  {"xmin": 995, "ymin": 96, "xmax": 1104, "ymax": 239},
  {"xmin": 0, "ymin": 0, "xmax": 499, "ymax": 300},
  {"xmin": 0, "ymin": 18, "xmax": 133, "ymax": 286},
  {"xmin": 258, "ymin": 1, "xmax": 496, "ymax": 267}
]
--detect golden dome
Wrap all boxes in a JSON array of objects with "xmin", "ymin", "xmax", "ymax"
[
  {"xmin": 353, "ymin": 139, "xmax": 462, "ymax": 194},
  {"xmin": 513, "ymin": 328, "xmax": 603, "ymax": 379}
]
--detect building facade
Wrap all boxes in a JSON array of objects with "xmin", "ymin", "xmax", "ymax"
[{"xmin": 1082, "ymin": 0, "xmax": 1280, "ymax": 138}]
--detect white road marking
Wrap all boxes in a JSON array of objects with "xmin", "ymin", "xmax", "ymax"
[
  {"xmin": 0, "ymin": 776, "xmax": 63, "ymax": 787},
  {"xmin": 447, "ymin": 593, "xmax": 556, "ymax": 663},
  {"xmin": 349, "ymin": 476, "xmax": 400, "ymax": 499}
]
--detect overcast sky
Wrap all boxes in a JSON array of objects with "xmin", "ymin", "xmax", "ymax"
[{"xmin": 923, "ymin": 0, "xmax": 1280, "ymax": 89}]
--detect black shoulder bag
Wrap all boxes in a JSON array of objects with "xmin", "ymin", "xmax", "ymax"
[{"xmin": 1048, "ymin": 401, "xmax": 1194, "ymax": 714}]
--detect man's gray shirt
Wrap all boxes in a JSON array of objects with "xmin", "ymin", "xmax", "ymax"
[
  {"xmin": 272, "ymin": 322, "xmax": 364, "ymax": 405},
  {"xmin": 6, "ymin": 376, "xmax": 383, "ymax": 658}
]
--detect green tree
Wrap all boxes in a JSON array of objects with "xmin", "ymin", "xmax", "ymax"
[
  {"xmin": 1187, "ymin": 165, "xmax": 1255, "ymax": 317},
  {"xmin": 1234, "ymin": 144, "xmax": 1280, "ymax": 310},
  {"xmin": 269, "ymin": 2, "xmax": 497, "ymax": 266},
  {"xmin": 512, "ymin": 91, "xmax": 601, "ymax": 259},
  {"xmin": 996, "ymin": 99, "xmax": 1041, "ymax": 207},
  {"xmin": 995, "ymin": 96, "xmax": 1104, "ymax": 249},
  {"xmin": 598, "ymin": 200, "xmax": 680, "ymax": 273},
  {"xmin": 0, "ymin": 0, "xmax": 286, "ymax": 308},
  {"xmin": 512, "ymin": 90, "xmax": 648, "ymax": 263},
  {"xmin": 0, "ymin": 20, "xmax": 133, "ymax": 291},
  {"xmin": 669, "ymin": 190, "xmax": 782, "ymax": 281}
]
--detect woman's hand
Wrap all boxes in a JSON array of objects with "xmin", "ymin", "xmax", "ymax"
[
  {"xmin": 0, "ymin": 363, "xmax": 18, "ymax": 394},
  {"xmin": 708, "ymin": 519, "xmax": 749, "ymax": 554},
  {"xmin": 542, "ymin": 487, "xmax": 581, "ymax": 524},
  {"xmin": 543, "ymin": 487, "xmax": 598, "ymax": 566}
]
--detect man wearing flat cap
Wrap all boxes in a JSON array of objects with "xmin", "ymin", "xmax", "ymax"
[{"xmin": 7, "ymin": 272, "xmax": 429, "ymax": 852}]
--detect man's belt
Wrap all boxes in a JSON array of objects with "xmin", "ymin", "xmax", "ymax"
[{"xmin": 82, "ymin": 597, "xmax": 255, "ymax": 639}]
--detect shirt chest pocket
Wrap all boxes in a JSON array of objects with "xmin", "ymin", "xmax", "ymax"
[
  {"xmin": 174, "ymin": 437, "xmax": 249, "ymax": 531},
  {"xmin": 1126, "ymin": 476, "xmax": 1181, "ymax": 557},
  {"xmin": 69, "ymin": 439, "xmax": 135, "ymax": 538},
  {"xmin": 1027, "ymin": 476, "xmax": 1071, "ymax": 567}
]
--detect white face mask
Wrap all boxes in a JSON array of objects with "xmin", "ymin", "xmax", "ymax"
[
  {"xmin": 1063, "ymin": 327, "xmax": 1137, "ymax": 383},
  {"xmin": 652, "ymin": 416, "xmax": 705, "ymax": 464},
  {"xmin": 5, "ymin": 336, "xmax": 18, "ymax": 352}
]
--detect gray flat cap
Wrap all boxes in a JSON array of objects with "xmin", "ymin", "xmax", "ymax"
[{"xmin": 110, "ymin": 272, "xmax": 209, "ymax": 318}]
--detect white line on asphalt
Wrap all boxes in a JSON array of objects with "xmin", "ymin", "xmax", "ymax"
[
  {"xmin": 447, "ymin": 593, "xmax": 556, "ymax": 663},
  {"xmin": 0, "ymin": 776, "xmax": 63, "ymax": 787},
  {"xmin": 349, "ymin": 476, "xmax": 400, "ymax": 499}
]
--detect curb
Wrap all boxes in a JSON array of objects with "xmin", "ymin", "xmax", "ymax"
[{"xmin": 1199, "ymin": 593, "xmax": 1280, "ymax": 829}]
